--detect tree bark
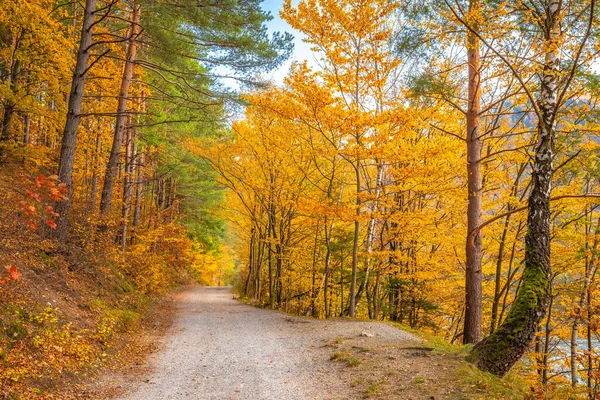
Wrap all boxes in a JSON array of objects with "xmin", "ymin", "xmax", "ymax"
[
  {"xmin": 463, "ymin": 0, "xmax": 483, "ymax": 345},
  {"xmin": 132, "ymin": 152, "xmax": 144, "ymax": 234},
  {"xmin": 22, "ymin": 114, "xmax": 30, "ymax": 144},
  {"xmin": 1, "ymin": 59, "xmax": 21, "ymax": 142},
  {"xmin": 120, "ymin": 127, "xmax": 135, "ymax": 250},
  {"xmin": 571, "ymin": 212, "xmax": 599, "ymax": 387},
  {"xmin": 323, "ymin": 219, "xmax": 333, "ymax": 318},
  {"xmin": 51, "ymin": 0, "xmax": 98, "ymax": 242},
  {"xmin": 349, "ymin": 161, "xmax": 360, "ymax": 317},
  {"xmin": 468, "ymin": 0, "xmax": 560, "ymax": 376},
  {"xmin": 354, "ymin": 162, "xmax": 384, "ymax": 310},
  {"xmin": 490, "ymin": 165, "xmax": 525, "ymax": 333},
  {"xmin": 99, "ymin": 2, "xmax": 141, "ymax": 216}
]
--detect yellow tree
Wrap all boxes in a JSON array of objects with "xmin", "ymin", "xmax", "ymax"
[{"xmin": 281, "ymin": 0, "xmax": 405, "ymax": 317}]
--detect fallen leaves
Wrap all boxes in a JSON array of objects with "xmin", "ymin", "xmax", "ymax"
[{"xmin": 1, "ymin": 265, "xmax": 21, "ymax": 285}]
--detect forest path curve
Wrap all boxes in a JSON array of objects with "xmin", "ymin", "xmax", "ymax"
[{"xmin": 115, "ymin": 286, "xmax": 417, "ymax": 400}]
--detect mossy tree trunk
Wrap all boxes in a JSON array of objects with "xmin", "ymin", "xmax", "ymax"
[{"xmin": 467, "ymin": 0, "xmax": 561, "ymax": 376}]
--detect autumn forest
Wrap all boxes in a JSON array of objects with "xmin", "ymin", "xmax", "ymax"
[{"xmin": 1, "ymin": 0, "xmax": 600, "ymax": 398}]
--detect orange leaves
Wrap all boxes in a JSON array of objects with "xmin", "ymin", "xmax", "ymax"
[
  {"xmin": 18, "ymin": 174, "xmax": 68, "ymax": 231},
  {"xmin": 1, "ymin": 265, "xmax": 21, "ymax": 285}
]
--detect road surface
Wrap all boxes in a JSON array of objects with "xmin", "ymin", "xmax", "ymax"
[{"xmin": 117, "ymin": 286, "xmax": 415, "ymax": 400}]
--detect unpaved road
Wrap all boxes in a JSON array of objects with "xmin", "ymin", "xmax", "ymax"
[{"xmin": 116, "ymin": 286, "xmax": 417, "ymax": 400}]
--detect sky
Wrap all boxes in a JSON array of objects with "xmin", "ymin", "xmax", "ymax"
[{"xmin": 260, "ymin": 0, "xmax": 316, "ymax": 84}]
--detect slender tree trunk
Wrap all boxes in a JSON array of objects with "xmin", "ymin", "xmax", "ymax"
[
  {"xmin": 349, "ymin": 161, "xmax": 360, "ymax": 317},
  {"xmin": 22, "ymin": 114, "xmax": 30, "ymax": 144},
  {"xmin": 51, "ymin": 0, "xmax": 98, "ymax": 242},
  {"xmin": 323, "ymin": 219, "xmax": 332, "ymax": 318},
  {"xmin": 535, "ymin": 325, "xmax": 543, "ymax": 377},
  {"xmin": 469, "ymin": 1, "xmax": 561, "ymax": 376},
  {"xmin": 132, "ymin": 152, "xmax": 144, "ymax": 234},
  {"xmin": 90, "ymin": 131, "xmax": 100, "ymax": 210},
  {"xmin": 354, "ymin": 162, "xmax": 384, "ymax": 309},
  {"xmin": 100, "ymin": 2, "xmax": 141, "ymax": 216},
  {"xmin": 268, "ymin": 230, "xmax": 274, "ymax": 307},
  {"xmin": 323, "ymin": 168, "xmax": 340, "ymax": 318},
  {"xmin": 310, "ymin": 224, "xmax": 319, "ymax": 317},
  {"xmin": 1, "ymin": 59, "xmax": 21, "ymax": 142},
  {"xmin": 120, "ymin": 127, "xmax": 134, "ymax": 250},
  {"xmin": 256, "ymin": 230, "xmax": 266, "ymax": 301},
  {"xmin": 490, "ymin": 212, "xmax": 510, "ymax": 334},
  {"xmin": 373, "ymin": 269, "xmax": 381, "ymax": 320},
  {"xmin": 587, "ymin": 289, "xmax": 594, "ymax": 396},
  {"xmin": 541, "ymin": 292, "xmax": 554, "ymax": 385},
  {"xmin": 571, "ymin": 212, "xmax": 599, "ymax": 387},
  {"xmin": 463, "ymin": 0, "xmax": 483, "ymax": 345},
  {"xmin": 246, "ymin": 226, "xmax": 256, "ymax": 297},
  {"xmin": 490, "ymin": 165, "xmax": 525, "ymax": 333},
  {"xmin": 340, "ymin": 250, "xmax": 345, "ymax": 316}
]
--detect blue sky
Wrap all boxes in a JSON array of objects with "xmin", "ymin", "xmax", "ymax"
[{"xmin": 261, "ymin": 0, "xmax": 315, "ymax": 83}]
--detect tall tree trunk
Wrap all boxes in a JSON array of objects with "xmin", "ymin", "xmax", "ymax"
[
  {"xmin": 120, "ymin": 127, "xmax": 135, "ymax": 250},
  {"xmin": 323, "ymin": 219, "xmax": 333, "ymax": 318},
  {"xmin": 571, "ymin": 212, "xmax": 599, "ymax": 388},
  {"xmin": 373, "ymin": 269, "xmax": 381, "ymax": 320},
  {"xmin": 309, "ymin": 223, "xmax": 319, "ymax": 317},
  {"xmin": 22, "ymin": 114, "xmax": 30, "ymax": 144},
  {"xmin": 349, "ymin": 161, "xmax": 360, "ymax": 317},
  {"xmin": 99, "ymin": 2, "xmax": 141, "ymax": 216},
  {"xmin": 89, "ymin": 128, "xmax": 101, "ymax": 212},
  {"xmin": 586, "ymin": 289, "xmax": 594, "ymax": 395},
  {"xmin": 490, "ymin": 211, "xmax": 510, "ymax": 334},
  {"xmin": 132, "ymin": 152, "xmax": 144, "ymax": 235},
  {"xmin": 246, "ymin": 225, "xmax": 256, "ymax": 297},
  {"xmin": 468, "ymin": 0, "xmax": 561, "ymax": 376},
  {"xmin": 490, "ymin": 165, "xmax": 525, "ymax": 333},
  {"xmin": 463, "ymin": 0, "xmax": 483, "ymax": 345},
  {"xmin": 1, "ymin": 59, "xmax": 21, "ymax": 142},
  {"xmin": 354, "ymin": 162, "xmax": 384, "ymax": 309},
  {"xmin": 51, "ymin": 0, "xmax": 98, "ymax": 242},
  {"xmin": 541, "ymin": 292, "xmax": 554, "ymax": 385},
  {"xmin": 323, "ymin": 166, "xmax": 340, "ymax": 318}
]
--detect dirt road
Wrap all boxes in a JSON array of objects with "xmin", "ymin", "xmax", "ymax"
[{"xmin": 115, "ymin": 286, "xmax": 417, "ymax": 400}]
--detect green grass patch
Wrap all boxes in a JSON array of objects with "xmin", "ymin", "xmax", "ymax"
[{"xmin": 456, "ymin": 362, "xmax": 529, "ymax": 399}]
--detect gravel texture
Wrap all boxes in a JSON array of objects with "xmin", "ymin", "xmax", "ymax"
[{"xmin": 116, "ymin": 286, "xmax": 417, "ymax": 400}]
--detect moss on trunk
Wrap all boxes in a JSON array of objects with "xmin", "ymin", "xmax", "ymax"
[{"xmin": 467, "ymin": 239, "xmax": 550, "ymax": 376}]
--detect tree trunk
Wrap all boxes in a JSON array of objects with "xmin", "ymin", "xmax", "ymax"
[
  {"xmin": 354, "ymin": 162, "xmax": 384, "ymax": 310},
  {"xmin": 90, "ymin": 131, "xmax": 101, "ymax": 211},
  {"xmin": 468, "ymin": 1, "xmax": 560, "ymax": 376},
  {"xmin": 541, "ymin": 292, "xmax": 554, "ymax": 385},
  {"xmin": 22, "ymin": 114, "xmax": 30, "ymax": 144},
  {"xmin": 132, "ymin": 152, "xmax": 144, "ymax": 233},
  {"xmin": 463, "ymin": 0, "xmax": 483, "ymax": 345},
  {"xmin": 310, "ymin": 224, "xmax": 319, "ymax": 317},
  {"xmin": 373, "ymin": 269, "xmax": 381, "ymax": 320},
  {"xmin": 51, "ymin": 0, "xmax": 98, "ymax": 242},
  {"xmin": 120, "ymin": 127, "xmax": 135, "ymax": 250},
  {"xmin": 99, "ymin": 2, "xmax": 141, "ymax": 216},
  {"xmin": 490, "ymin": 165, "xmax": 525, "ymax": 333},
  {"xmin": 1, "ymin": 59, "xmax": 21, "ymax": 142},
  {"xmin": 587, "ymin": 289, "xmax": 594, "ymax": 395},
  {"xmin": 349, "ymin": 161, "xmax": 360, "ymax": 317},
  {"xmin": 571, "ymin": 212, "xmax": 599, "ymax": 387},
  {"xmin": 323, "ymin": 219, "xmax": 333, "ymax": 318}
]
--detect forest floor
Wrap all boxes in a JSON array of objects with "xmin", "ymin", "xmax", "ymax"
[{"xmin": 93, "ymin": 286, "xmax": 528, "ymax": 400}]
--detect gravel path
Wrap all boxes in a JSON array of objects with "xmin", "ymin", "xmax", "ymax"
[{"xmin": 116, "ymin": 286, "xmax": 417, "ymax": 400}]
